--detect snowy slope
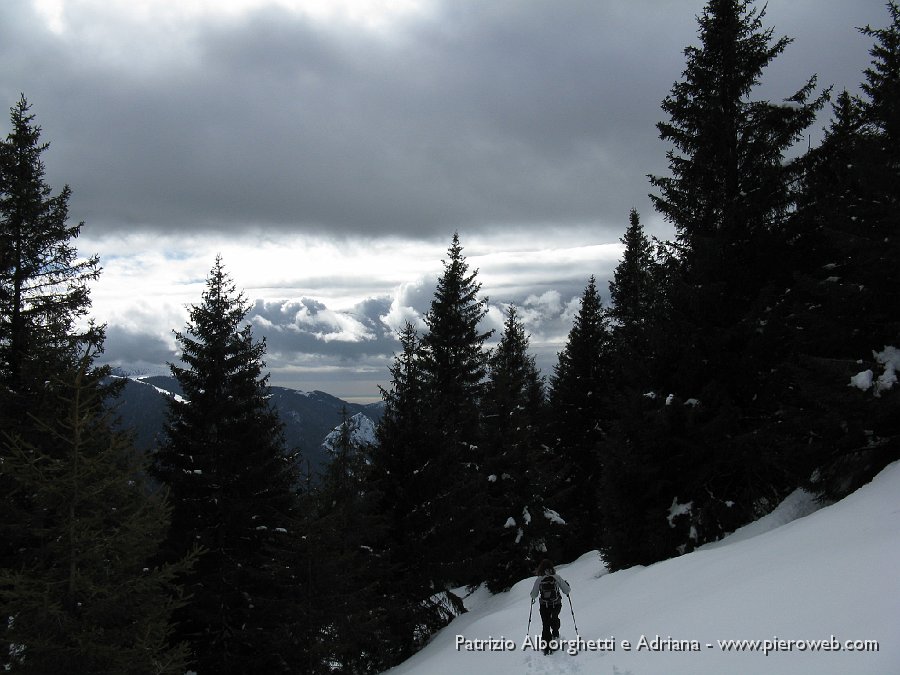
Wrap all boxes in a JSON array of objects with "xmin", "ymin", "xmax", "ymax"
[
  {"xmin": 387, "ymin": 461, "xmax": 900, "ymax": 675},
  {"xmin": 321, "ymin": 412, "xmax": 378, "ymax": 451}
]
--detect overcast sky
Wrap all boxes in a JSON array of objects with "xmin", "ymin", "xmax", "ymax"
[{"xmin": 0, "ymin": 0, "xmax": 889, "ymax": 401}]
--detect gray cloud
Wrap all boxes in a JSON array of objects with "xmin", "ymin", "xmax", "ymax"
[
  {"xmin": 4, "ymin": 0, "xmax": 891, "ymax": 400},
  {"xmin": 101, "ymin": 324, "xmax": 177, "ymax": 375},
  {"xmin": 2, "ymin": 0, "xmax": 887, "ymax": 243}
]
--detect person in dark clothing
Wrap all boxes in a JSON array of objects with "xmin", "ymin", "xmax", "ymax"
[{"xmin": 529, "ymin": 559, "xmax": 571, "ymax": 654}]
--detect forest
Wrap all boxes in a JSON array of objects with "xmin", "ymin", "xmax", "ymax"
[{"xmin": 1, "ymin": 1, "xmax": 898, "ymax": 673}]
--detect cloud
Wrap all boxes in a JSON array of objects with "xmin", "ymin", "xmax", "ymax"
[
  {"xmin": 250, "ymin": 296, "xmax": 395, "ymax": 356},
  {"xmin": 5, "ymin": 0, "xmax": 891, "ymax": 400},
  {"xmin": 7, "ymin": 0, "xmax": 883, "ymax": 244},
  {"xmin": 101, "ymin": 324, "xmax": 176, "ymax": 374}
]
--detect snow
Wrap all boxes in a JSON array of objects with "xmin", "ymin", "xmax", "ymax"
[
  {"xmin": 849, "ymin": 345, "xmax": 899, "ymax": 395},
  {"xmin": 386, "ymin": 461, "xmax": 900, "ymax": 675},
  {"xmin": 321, "ymin": 412, "xmax": 378, "ymax": 450},
  {"xmin": 666, "ymin": 497, "xmax": 693, "ymax": 528},
  {"xmin": 874, "ymin": 346, "xmax": 899, "ymax": 394},
  {"xmin": 543, "ymin": 508, "xmax": 566, "ymax": 526},
  {"xmin": 849, "ymin": 370, "xmax": 874, "ymax": 391}
]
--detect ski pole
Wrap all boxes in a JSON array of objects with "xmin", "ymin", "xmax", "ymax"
[
  {"xmin": 567, "ymin": 594, "xmax": 579, "ymax": 637},
  {"xmin": 527, "ymin": 599, "xmax": 534, "ymax": 637}
]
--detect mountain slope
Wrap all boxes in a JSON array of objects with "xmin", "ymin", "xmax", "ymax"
[
  {"xmin": 387, "ymin": 461, "xmax": 900, "ymax": 675},
  {"xmin": 105, "ymin": 375, "xmax": 382, "ymax": 476}
]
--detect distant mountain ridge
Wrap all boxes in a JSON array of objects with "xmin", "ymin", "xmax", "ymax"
[{"xmin": 105, "ymin": 375, "xmax": 383, "ymax": 477}]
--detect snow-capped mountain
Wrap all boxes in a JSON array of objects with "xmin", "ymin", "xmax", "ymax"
[{"xmin": 321, "ymin": 412, "xmax": 379, "ymax": 452}]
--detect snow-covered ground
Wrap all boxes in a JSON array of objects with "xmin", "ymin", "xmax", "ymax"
[{"xmin": 387, "ymin": 461, "xmax": 900, "ymax": 674}]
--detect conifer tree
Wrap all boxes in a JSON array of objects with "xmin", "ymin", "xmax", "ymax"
[
  {"xmin": 482, "ymin": 306, "xmax": 554, "ymax": 591},
  {"xmin": 636, "ymin": 0, "xmax": 828, "ymax": 556},
  {"xmin": 599, "ymin": 211, "xmax": 680, "ymax": 570},
  {"xmin": 0, "ymin": 93, "xmax": 192, "ymax": 665},
  {"xmin": 607, "ymin": 209, "xmax": 663, "ymax": 390},
  {"xmin": 650, "ymin": 0, "xmax": 826, "ymax": 316},
  {"xmin": 649, "ymin": 0, "xmax": 826, "ymax": 400},
  {"xmin": 374, "ymin": 322, "xmax": 427, "ymax": 537},
  {"xmin": 417, "ymin": 232, "xmax": 493, "ymax": 587},
  {"xmin": 769, "ymin": 3, "xmax": 900, "ymax": 500},
  {"xmin": 154, "ymin": 256, "xmax": 305, "ymax": 672},
  {"xmin": 0, "ymin": 96, "xmax": 102, "ymax": 428},
  {"xmin": 1, "ymin": 345, "xmax": 193, "ymax": 674},
  {"xmin": 421, "ymin": 233, "xmax": 492, "ymax": 441},
  {"xmin": 861, "ymin": 2, "xmax": 900, "ymax": 148},
  {"xmin": 368, "ymin": 322, "xmax": 461, "ymax": 665},
  {"xmin": 306, "ymin": 409, "xmax": 389, "ymax": 674},
  {"xmin": 548, "ymin": 276, "xmax": 611, "ymax": 557}
]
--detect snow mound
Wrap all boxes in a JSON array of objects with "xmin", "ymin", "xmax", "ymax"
[{"xmin": 387, "ymin": 462, "xmax": 900, "ymax": 674}]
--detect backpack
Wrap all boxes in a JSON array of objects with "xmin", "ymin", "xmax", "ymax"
[{"xmin": 539, "ymin": 574, "xmax": 561, "ymax": 607}]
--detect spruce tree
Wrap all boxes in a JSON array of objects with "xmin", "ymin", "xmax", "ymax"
[
  {"xmin": 417, "ymin": 232, "xmax": 493, "ymax": 587},
  {"xmin": 368, "ymin": 322, "xmax": 461, "ymax": 665},
  {"xmin": 154, "ymin": 256, "xmax": 305, "ymax": 672},
  {"xmin": 607, "ymin": 209, "xmax": 664, "ymax": 389},
  {"xmin": 548, "ymin": 276, "xmax": 611, "ymax": 557},
  {"xmin": 0, "ymin": 96, "xmax": 105, "ymax": 568},
  {"xmin": 1, "ymin": 345, "xmax": 193, "ymax": 674},
  {"xmin": 638, "ymin": 0, "xmax": 828, "ymax": 555},
  {"xmin": 305, "ymin": 409, "xmax": 389, "ymax": 674},
  {"xmin": 0, "ymin": 96, "xmax": 101, "ymax": 427},
  {"xmin": 649, "ymin": 0, "xmax": 826, "ymax": 398},
  {"xmin": 599, "ymin": 211, "xmax": 680, "ymax": 570},
  {"xmin": 770, "ymin": 3, "xmax": 900, "ymax": 500},
  {"xmin": 374, "ymin": 322, "xmax": 427, "ymax": 540},
  {"xmin": 861, "ymin": 2, "xmax": 900, "ymax": 148},
  {"xmin": 650, "ymin": 0, "xmax": 826, "ymax": 315},
  {"xmin": 0, "ymin": 97, "xmax": 165, "ymax": 669},
  {"xmin": 482, "ymin": 305, "xmax": 554, "ymax": 591}
]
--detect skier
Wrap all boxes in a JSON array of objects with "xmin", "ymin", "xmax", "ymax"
[{"xmin": 530, "ymin": 559, "xmax": 571, "ymax": 654}]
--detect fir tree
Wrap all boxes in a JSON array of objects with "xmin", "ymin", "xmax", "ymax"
[
  {"xmin": 0, "ymin": 96, "xmax": 102, "ymax": 426},
  {"xmin": 599, "ymin": 210, "xmax": 680, "ymax": 570},
  {"xmin": 374, "ymin": 322, "xmax": 427, "ymax": 538},
  {"xmin": 548, "ymin": 276, "xmax": 611, "ymax": 557},
  {"xmin": 860, "ymin": 2, "xmax": 900, "ymax": 148},
  {"xmin": 368, "ymin": 322, "xmax": 462, "ymax": 666},
  {"xmin": 607, "ymin": 209, "xmax": 664, "ymax": 390},
  {"xmin": 633, "ymin": 0, "xmax": 829, "ymax": 557},
  {"xmin": 768, "ymin": 3, "xmax": 900, "ymax": 500},
  {"xmin": 0, "ymin": 92, "xmax": 192, "ymax": 656},
  {"xmin": 0, "ymin": 96, "xmax": 105, "ymax": 570},
  {"xmin": 417, "ymin": 232, "xmax": 493, "ymax": 587},
  {"xmin": 481, "ymin": 305, "xmax": 554, "ymax": 591},
  {"xmin": 650, "ymin": 0, "xmax": 826, "ymax": 315},
  {"xmin": 648, "ymin": 0, "xmax": 826, "ymax": 394},
  {"xmin": 1, "ymin": 345, "xmax": 193, "ymax": 674},
  {"xmin": 305, "ymin": 408, "xmax": 390, "ymax": 674},
  {"xmin": 154, "ymin": 256, "xmax": 305, "ymax": 672}
]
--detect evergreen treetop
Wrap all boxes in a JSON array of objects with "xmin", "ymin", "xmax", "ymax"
[
  {"xmin": 860, "ymin": 1, "xmax": 900, "ymax": 145},
  {"xmin": 155, "ymin": 256, "xmax": 303, "ymax": 672},
  {"xmin": 421, "ymin": 232, "xmax": 493, "ymax": 425},
  {"xmin": 650, "ymin": 0, "xmax": 827, "ymax": 301},
  {"xmin": 0, "ymin": 95, "xmax": 102, "ymax": 422}
]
